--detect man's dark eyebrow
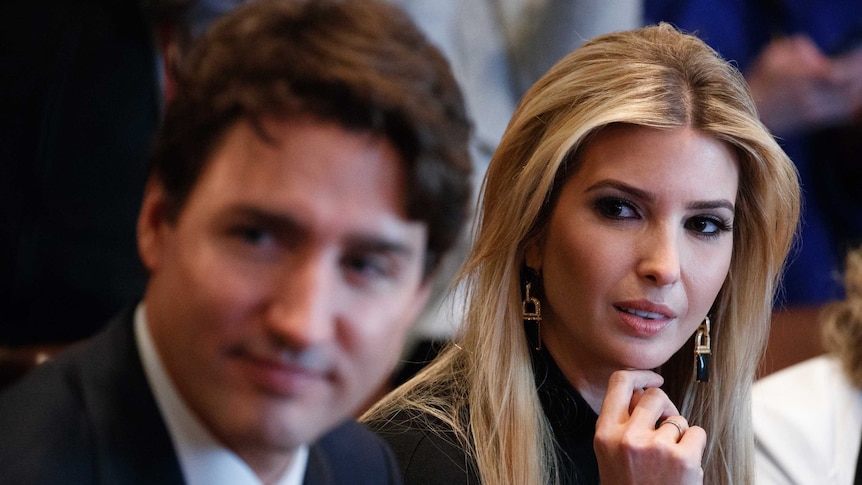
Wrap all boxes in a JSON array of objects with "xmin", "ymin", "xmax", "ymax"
[
  {"xmin": 585, "ymin": 180, "xmax": 735, "ymax": 212},
  {"xmin": 344, "ymin": 236, "xmax": 417, "ymax": 258},
  {"xmin": 226, "ymin": 206, "xmax": 306, "ymax": 236},
  {"xmin": 226, "ymin": 205, "xmax": 418, "ymax": 256}
]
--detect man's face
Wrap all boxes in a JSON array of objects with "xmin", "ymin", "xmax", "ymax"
[{"xmin": 138, "ymin": 115, "xmax": 429, "ymax": 466}]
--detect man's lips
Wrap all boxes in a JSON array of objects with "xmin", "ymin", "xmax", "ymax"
[{"xmin": 231, "ymin": 346, "xmax": 332, "ymax": 396}]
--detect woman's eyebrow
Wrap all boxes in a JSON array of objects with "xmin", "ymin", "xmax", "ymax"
[
  {"xmin": 688, "ymin": 200, "xmax": 735, "ymax": 212},
  {"xmin": 584, "ymin": 180, "xmax": 653, "ymax": 201}
]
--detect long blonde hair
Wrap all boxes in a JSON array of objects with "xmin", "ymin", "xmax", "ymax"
[
  {"xmin": 822, "ymin": 246, "xmax": 862, "ymax": 389},
  {"xmin": 364, "ymin": 24, "xmax": 800, "ymax": 485}
]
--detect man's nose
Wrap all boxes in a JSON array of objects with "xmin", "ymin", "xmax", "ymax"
[{"xmin": 265, "ymin": 255, "xmax": 336, "ymax": 349}]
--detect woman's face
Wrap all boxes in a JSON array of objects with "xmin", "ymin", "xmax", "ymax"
[{"xmin": 526, "ymin": 124, "xmax": 738, "ymax": 383}]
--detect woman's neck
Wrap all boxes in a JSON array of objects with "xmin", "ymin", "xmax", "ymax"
[{"xmin": 542, "ymin": 341, "xmax": 615, "ymax": 414}]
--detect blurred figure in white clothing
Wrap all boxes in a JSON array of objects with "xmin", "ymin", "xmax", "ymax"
[{"xmin": 754, "ymin": 245, "xmax": 862, "ymax": 484}]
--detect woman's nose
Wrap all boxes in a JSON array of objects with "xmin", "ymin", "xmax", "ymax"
[{"xmin": 635, "ymin": 226, "xmax": 681, "ymax": 286}]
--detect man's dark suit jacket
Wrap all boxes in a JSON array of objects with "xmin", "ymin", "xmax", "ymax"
[{"xmin": 0, "ymin": 308, "xmax": 402, "ymax": 484}]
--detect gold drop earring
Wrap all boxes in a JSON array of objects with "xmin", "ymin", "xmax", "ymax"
[
  {"xmin": 694, "ymin": 315, "xmax": 711, "ymax": 382},
  {"xmin": 522, "ymin": 268, "xmax": 542, "ymax": 351}
]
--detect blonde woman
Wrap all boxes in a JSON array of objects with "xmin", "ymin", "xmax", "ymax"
[
  {"xmin": 364, "ymin": 24, "xmax": 800, "ymax": 484},
  {"xmin": 754, "ymin": 245, "xmax": 862, "ymax": 484}
]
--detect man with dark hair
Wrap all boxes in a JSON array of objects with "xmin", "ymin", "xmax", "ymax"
[{"xmin": 0, "ymin": 1, "xmax": 471, "ymax": 483}]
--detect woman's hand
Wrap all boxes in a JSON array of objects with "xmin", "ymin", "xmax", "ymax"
[{"xmin": 594, "ymin": 370, "xmax": 706, "ymax": 484}]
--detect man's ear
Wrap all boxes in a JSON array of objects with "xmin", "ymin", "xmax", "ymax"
[{"xmin": 137, "ymin": 179, "xmax": 172, "ymax": 272}]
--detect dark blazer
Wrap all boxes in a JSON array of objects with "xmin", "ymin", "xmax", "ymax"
[{"xmin": 0, "ymin": 308, "xmax": 402, "ymax": 484}]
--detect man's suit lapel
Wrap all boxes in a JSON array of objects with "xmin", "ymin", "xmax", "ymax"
[
  {"xmin": 77, "ymin": 308, "xmax": 186, "ymax": 484},
  {"xmin": 303, "ymin": 444, "xmax": 333, "ymax": 485}
]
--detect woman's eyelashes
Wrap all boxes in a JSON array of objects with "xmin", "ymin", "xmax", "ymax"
[
  {"xmin": 685, "ymin": 215, "xmax": 733, "ymax": 239},
  {"xmin": 594, "ymin": 196, "xmax": 640, "ymax": 220},
  {"xmin": 592, "ymin": 195, "xmax": 733, "ymax": 238}
]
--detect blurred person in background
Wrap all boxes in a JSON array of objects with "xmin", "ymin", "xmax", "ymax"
[{"xmin": 754, "ymin": 244, "xmax": 862, "ymax": 484}]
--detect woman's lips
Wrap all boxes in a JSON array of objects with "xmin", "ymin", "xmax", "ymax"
[{"xmin": 613, "ymin": 301, "xmax": 675, "ymax": 337}]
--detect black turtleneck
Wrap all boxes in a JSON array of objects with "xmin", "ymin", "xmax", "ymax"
[{"xmin": 531, "ymin": 344, "xmax": 601, "ymax": 485}]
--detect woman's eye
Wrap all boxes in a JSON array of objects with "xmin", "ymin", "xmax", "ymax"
[
  {"xmin": 595, "ymin": 197, "xmax": 639, "ymax": 219},
  {"xmin": 686, "ymin": 216, "xmax": 732, "ymax": 237}
]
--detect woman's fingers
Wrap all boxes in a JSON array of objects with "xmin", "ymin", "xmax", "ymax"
[
  {"xmin": 629, "ymin": 386, "xmax": 680, "ymax": 425},
  {"xmin": 594, "ymin": 370, "xmax": 706, "ymax": 484},
  {"xmin": 600, "ymin": 369, "xmax": 664, "ymax": 423},
  {"xmin": 656, "ymin": 416, "xmax": 688, "ymax": 443},
  {"xmin": 679, "ymin": 424, "xmax": 708, "ymax": 458}
]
